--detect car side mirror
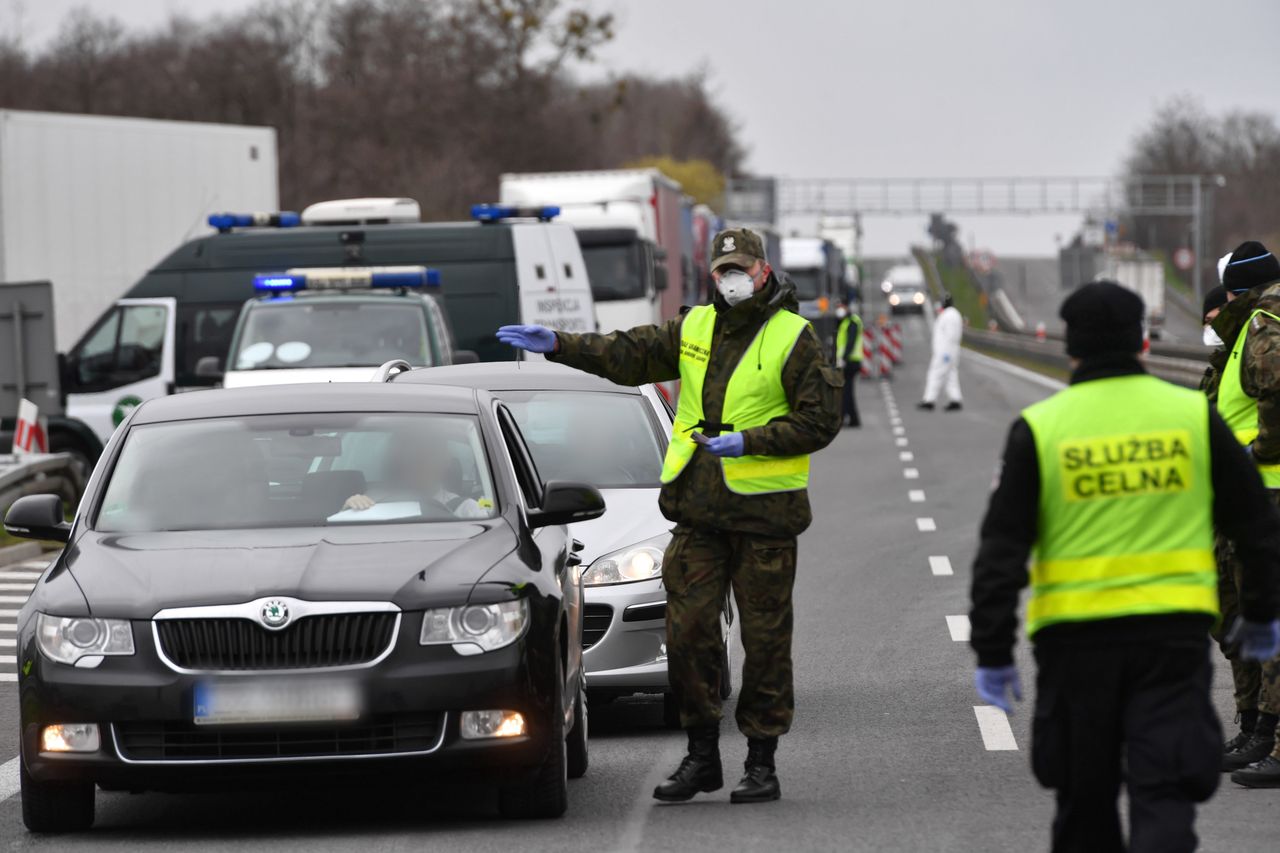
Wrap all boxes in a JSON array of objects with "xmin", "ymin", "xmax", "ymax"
[
  {"xmin": 526, "ymin": 481, "xmax": 606, "ymax": 529},
  {"xmin": 451, "ymin": 349, "xmax": 480, "ymax": 365},
  {"xmin": 195, "ymin": 356, "xmax": 224, "ymax": 379},
  {"xmin": 4, "ymin": 494, "xmax": 72, "ymax": 543}
]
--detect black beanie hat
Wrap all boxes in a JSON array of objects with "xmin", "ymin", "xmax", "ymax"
[
  {"xmin": 1202, "ymin": 285, "xmax": 1228, "ymax": 322},
  {"xmin": 1223, "ymin": 241, "xmax": 1280, "ymax": 292},
  {"xmin": 1060, "ymin": 280, "xmax": 1145, "ymax": 359}
]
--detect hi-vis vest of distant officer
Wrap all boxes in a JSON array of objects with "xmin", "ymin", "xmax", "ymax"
[
  {"xmin": 1216, "ymin": 308, "xmax": 1280, "ymax": 488},
  {"xmin": 661, "ymin": 305, "xmax": 812, "ymax": 494},
  {"xmin": 1021, "ymin": 374, "xmax": 1218, "ymax": 636},
  {"xmin": 835, "ymin": 314, "xmax": 864, "ymax": 364}
]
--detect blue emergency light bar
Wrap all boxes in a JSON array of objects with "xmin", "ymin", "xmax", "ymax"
[
  {"xmin": 253, "ymin": 266, "xmax": 441, "ymax": 293},
  {"xmin": 471, "ymin": 204, "xmax": 561, "ymax": 223},
  {"xmin": 209, "ymin": 211, "xmax": 302, "ymax": 232}
]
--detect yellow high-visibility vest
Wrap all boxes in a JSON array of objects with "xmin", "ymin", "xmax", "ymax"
[
  {"xmin": 1021, "ymin": 374, "xmax": 1218, "ymax": 636},
  {"xmin": 1215, "ymin": 308, "xmax": 1280, "ymax": 487},
  {"xmin": 660, "ymin": 305, "xmax": 812, "ymax": 494},
  {"xmin": 836, "ymin": 314, "xmax": 864, "ymax": 364}
]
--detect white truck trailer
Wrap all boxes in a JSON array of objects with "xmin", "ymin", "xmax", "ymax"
[
  {"xmin": 1103, "ymin": 255, "xmax": 1166, "ymax": 338},
  {"xmin": 0, "ymin": 109, "xmax": 278, "ymax": 348}
]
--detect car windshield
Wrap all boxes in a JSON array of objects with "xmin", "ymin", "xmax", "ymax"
[
  {"xmin": 582, "ymin": 244, "xmax": 646, "ymax": 301},
  {"xmin": 232, "ymin": 299, "xmax": 434, "ymax": 370},
  {"xmin": 788, "ymin": 269, "xmax": 823, "ymax": 301},
  {"xmin": 500, "ymin": 390, "xmax": 664, "ymax": 488},
  {"xmin": 96, "ymin": 413, "xmax": 498, "ymax": 532}
]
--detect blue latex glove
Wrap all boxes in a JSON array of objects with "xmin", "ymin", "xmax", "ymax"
[
  {"xmin": 495, "ymin": 325, "xmax": 557, "ymax": 354},
  {"xmin": 974, "ymin": 665, "xmax": 1022, "ymax": 714},
  {"xmin": 1229, "ymin": 618, "xmax": 1280, "ymax": 662},
  {"xmin": 704, "ymin": 432, "xmax": 745, "ymax": 458}
]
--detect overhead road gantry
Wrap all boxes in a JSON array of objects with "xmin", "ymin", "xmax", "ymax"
[{"xmin": 726, "ymin": 174, "xmax": 1223, "ymax": 297}]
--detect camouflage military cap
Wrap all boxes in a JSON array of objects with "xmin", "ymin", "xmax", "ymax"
[{"xmin": 710, "ymin": 228, "xmax": 767, "ymax": 272}]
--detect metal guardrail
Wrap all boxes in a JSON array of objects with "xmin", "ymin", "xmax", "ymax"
[
  {"xmin": 964, "ymin": 328, "xmax": 1207, "ymax": 389},
  {"xmin": 0, "ymin": 453, "xmax": 82, "ymax": 515}
]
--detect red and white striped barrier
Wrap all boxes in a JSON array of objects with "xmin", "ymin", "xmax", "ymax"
[
  {"xmin": 885, "ymin": 324, "xmax": 903, "ymax": 364},
  {"xmin": 877, "ymin": 327, "xmax": 895, "ymax": 378}
]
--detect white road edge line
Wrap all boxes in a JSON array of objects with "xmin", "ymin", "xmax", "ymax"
[
  {"xmin": 946, "ymin": 615, "xmax": 971, "ymax": 642},
  {"xmin": 964, "ymin": 347, "xmax": 1066, "ymax": 392},
  {"xmin": 916, "ymin": 518, "xmax": 936, "ymax": 532},
  {"xmin": 974, "ymin": 706, "xmax": 1019, "ymax": 751},
  {"xmin": 909, "ymin": 490, "xmax": 926, "ymax": 502},
  {"xmin": 0, "ymin": 756, "xmax": 19, "ymax": 802},
  {"xmin": 903, "ymin": 468, "xmax": 919, "ymax": 479},
  {"xmin": 929, "ymin": 556, "xmax": 953, "ymax": 576}
]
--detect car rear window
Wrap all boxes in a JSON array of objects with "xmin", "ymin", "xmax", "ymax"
[
  {"xmin": 96, "ymin": 413, "xmax": 497, "ymax": 532},
  {"xmin": 499, "ymin": 390, "xmax": 664, "ymax": 489}
]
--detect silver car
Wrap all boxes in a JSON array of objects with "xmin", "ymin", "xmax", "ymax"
[{"xmin": 398, "ymin": 362, "xmax": 730, "ymax": 725}]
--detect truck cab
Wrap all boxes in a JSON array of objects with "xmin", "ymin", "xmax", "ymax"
[
  {"xmin": 574, "ymin": 227, "xmax": 666, "ymax": 335},
  {"xmin": 782, "ymin": 237, "xmax": 844, "ymax": 348},
  {"xmin": 52, "ymin": 198, "xmax": 595, "ymax": 467}
]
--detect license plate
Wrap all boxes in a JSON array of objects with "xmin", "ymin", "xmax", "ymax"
[{"xmin": 193, "ymin": 679, "xmax": 363, "ymax": 726}]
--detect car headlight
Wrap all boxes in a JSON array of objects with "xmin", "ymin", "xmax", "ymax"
[
  {"xmin": 888, "ymin": 294, "xmax": 900, "ymax": 305},
  {"xmin": 420, "ymin": 599, "xmax": 528, "ymax": 653},
  {"xmin": 913, "ymin": 292, "xmax": 925, "ymax": 304},
  {"xmin": 881, "ymin": 281, "xmax": 893, "ymax": 293},
  {"xmin": 581, "ymin": 536, "xmax": 668, "ymax": 587},
  {"xmin": 36, "ymin": 614, "xmax": 135, "ymax": 666}
]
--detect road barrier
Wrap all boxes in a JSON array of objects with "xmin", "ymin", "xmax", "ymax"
[
  {"xmin": 964, "ymin": 328, "xmax": 1206, "ymax": 389},
  {"xmin": 0, "ymin": 453, "xmax": 82, "ymax": 519}
]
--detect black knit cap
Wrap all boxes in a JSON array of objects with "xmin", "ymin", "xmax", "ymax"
[
  {"xmin": 1060, "ymin": 280, "xmax": 1145, "ymax": 359},
  {"xmin": 1202, "ymin": 285, "xmax": 1228, "ymax": 322},
  {"xmin": 1223, "ymin": 241, "xmax": 1280, "ymax": 292}
]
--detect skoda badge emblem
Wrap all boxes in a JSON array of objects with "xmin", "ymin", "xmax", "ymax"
[{"xmin": 260, "ymin": 599, "xmax": 290, "ymax": 629}]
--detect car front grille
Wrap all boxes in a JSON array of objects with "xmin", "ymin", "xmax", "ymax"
[
  {"xmin": 113, "ymin": 714, "xmax": 443, "ymax": 762},
  {"xmin": 582, "ymin": 604, "xmax": 613, "ymax": 650},
  {"xmin": 155, "ymin": 613, "xmax": 398, "ymax": 671}
]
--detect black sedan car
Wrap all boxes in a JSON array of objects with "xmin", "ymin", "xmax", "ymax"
[{"xmin": 3, "ymin": 382, "xmax": 604, "ymax": 831}]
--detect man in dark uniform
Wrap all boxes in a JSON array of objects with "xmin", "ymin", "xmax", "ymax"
[
  {"xmin": 969, "ymin": 281, "xmax": 1280, "ymax": 852},
  {"xmin": 496, "ymin": 228, "xmax": 841, "ymax": 804}
]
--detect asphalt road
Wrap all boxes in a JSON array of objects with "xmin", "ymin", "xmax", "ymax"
[{"xmin": 0, "ymin": 314, "xmax": 1273, "ymax": 851}]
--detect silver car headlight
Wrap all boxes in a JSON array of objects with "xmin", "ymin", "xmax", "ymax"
[
  {"xmin": 36, "ymin": 613, "xmax": 135, "ymax": 666},
  {"xmin": 582, "ymin": 535, "xmax": 669, "ymax": 587},
  {"xmin": 913, "ymin": 291, "xmax": 926, "ymax": 305},
  {"xmin": 419, "ymin": 599, "xmax": 528, "ymax": 653},
  {"xmin": 888, "ymin": 293, "xmax": 900, "ymax": 305}
]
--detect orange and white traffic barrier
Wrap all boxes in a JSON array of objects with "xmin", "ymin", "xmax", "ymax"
[
  {"xmin": 1035, "ymin": 322, "xmax": 1047, "ymax": 342},
  {"xmin": 886, "ymin": 324, "xmax": 903, "ymax": 364}
]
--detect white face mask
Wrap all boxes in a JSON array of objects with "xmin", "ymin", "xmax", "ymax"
[
  {"xmin": 716, "ymin": 270, "xmax": 756, "ymax": 306},
  {"xmin": 835, "ymin": 307, "xmax": 848, "ymax": 319},
  {"xmin": 1203, "ymin": 325, "xmax": 1224, "ymax": 347}
]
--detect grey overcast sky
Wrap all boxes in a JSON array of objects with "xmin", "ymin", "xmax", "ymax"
[{"xmin": 9, "ymin": 0, "xmax": 1280, "ymax": 255}]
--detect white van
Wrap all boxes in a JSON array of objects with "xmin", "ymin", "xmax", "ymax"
[{"xmin": 51, "ymin": 198, "xmax": 597, "ymax": 467}]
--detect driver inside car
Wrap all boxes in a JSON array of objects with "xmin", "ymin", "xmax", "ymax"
[{"xmin": 342, "ymin": 427, "xmax": 487, "ymax": 519}]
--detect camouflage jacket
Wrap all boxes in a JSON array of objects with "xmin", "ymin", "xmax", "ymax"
[
  {"xmin": 549, "ymin": 275, "xmax": 842, "ymax": 537},
  {"xmin": 1235, "ymin": 282, "xmax": 1280, "ymax": 463}
]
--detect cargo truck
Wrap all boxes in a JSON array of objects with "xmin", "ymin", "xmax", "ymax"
[
  {"xmin": 1103, "ymin": 255, "xmax": 1166, "ymax": 339},
  {"xmin": 782, "ymin": 237, "xmax": 845, "ymax": 347},
  {"xmin": 500, "ymin": 169, "xmax": 686, "ymax": 331}
]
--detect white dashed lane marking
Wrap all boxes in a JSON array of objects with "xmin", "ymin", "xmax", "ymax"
[
  {"xmin": 0, "ymin": 756, "xmax": 19, "ymax": 802},
  {"xmin": 909, "ymin": 490, "xmax": 926, "ymax": 502},
  {"xmin": 893, "ymin": 426, "xmax": 906, "ymax": 436},
  {"xmin": 903, "ymin": 469, "xmax": 919, "ymax": 479},
  {"xmin": 946, "ymin": 615, "xmax": 971, "ymax": 642},
  {"xmin": 974, "ymin": 706, "xmax": 1018, "ymax": 751},
  {"xmin": 916, "ymin": 518, "xmax": 936, "ymax": 532},
  {"xmin": 929, "ymin": 556, "xmax": 953, "ymax": 576},
  {"xmin": 899, "ymin": 452, "xmax": 914, "ymax": 461},
  {"xmin": 896, "ymin": 437, "xmax": 909, "ymax": 447}
]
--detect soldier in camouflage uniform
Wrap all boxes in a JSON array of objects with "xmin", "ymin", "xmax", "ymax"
[
  {"xmin": 496, "ymin": 228, "xmax": 841, "ymax": 804},
  {"xmin": 1210, "ymin": 241, "xmax": 1280, "ymax": 787}
]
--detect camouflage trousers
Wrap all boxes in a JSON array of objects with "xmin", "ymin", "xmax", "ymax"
[
  {"xmin": 1212, "ymin": 528, "xmax": 1280, "ymax": 718},
  {"xmin": 662, "ymin": 525, "xmax": 796, "ymax": 738}
]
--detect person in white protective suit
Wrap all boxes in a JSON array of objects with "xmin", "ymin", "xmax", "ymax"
[{"xmin": 918, "ymin": 293, "xmax": 964, "ymax": 411}]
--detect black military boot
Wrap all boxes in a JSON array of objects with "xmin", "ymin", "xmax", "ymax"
[
  {"xmin": 1222, "ymin": 731, "xmax": 1276, "ymax": 771},
  {"xmin": 730, "ymin": 737, "xmax": 781, "ymax": 804},
  {"xmin": 653, "ymin": 726, "xmax": 722, "ymax": 802},
  {"xmin": 1231, "ymin": 754, "xmax": 1280, "ymax": 788},
  {"xmin": 1223, "ymin": 710, "xmax": 1258, "ymax": 761},
  {"xmin": 944, "ymin": 401, "xmax": 963, "ymax": 412},
  {"xmin": 917, "ymin": 401, "xmax": 935, "ymax": 411}
]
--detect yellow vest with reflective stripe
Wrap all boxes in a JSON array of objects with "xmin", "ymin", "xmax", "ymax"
[
  {"xmin": 1215, "ymin": 308, "xmax": 1280, "ymax": 488},
  {"xmin": 1021, "ymin": 374, "xmax": 1218, "ymax": 637},
  {"xmin": 836, "ymin": 314, "xmax": 864, "ymax": 364},
  {"xmin": 660, "ymin": 305, "xmax": 812, "ymax": 494}
]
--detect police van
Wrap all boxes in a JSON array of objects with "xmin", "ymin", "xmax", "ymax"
[
  {"xmin": 216, "ymin": 265, "xmax": 463, "ymax": 389},
  {"xmin": 51, "ymin": 198, "xmax": 596, "ymax": 466}
]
